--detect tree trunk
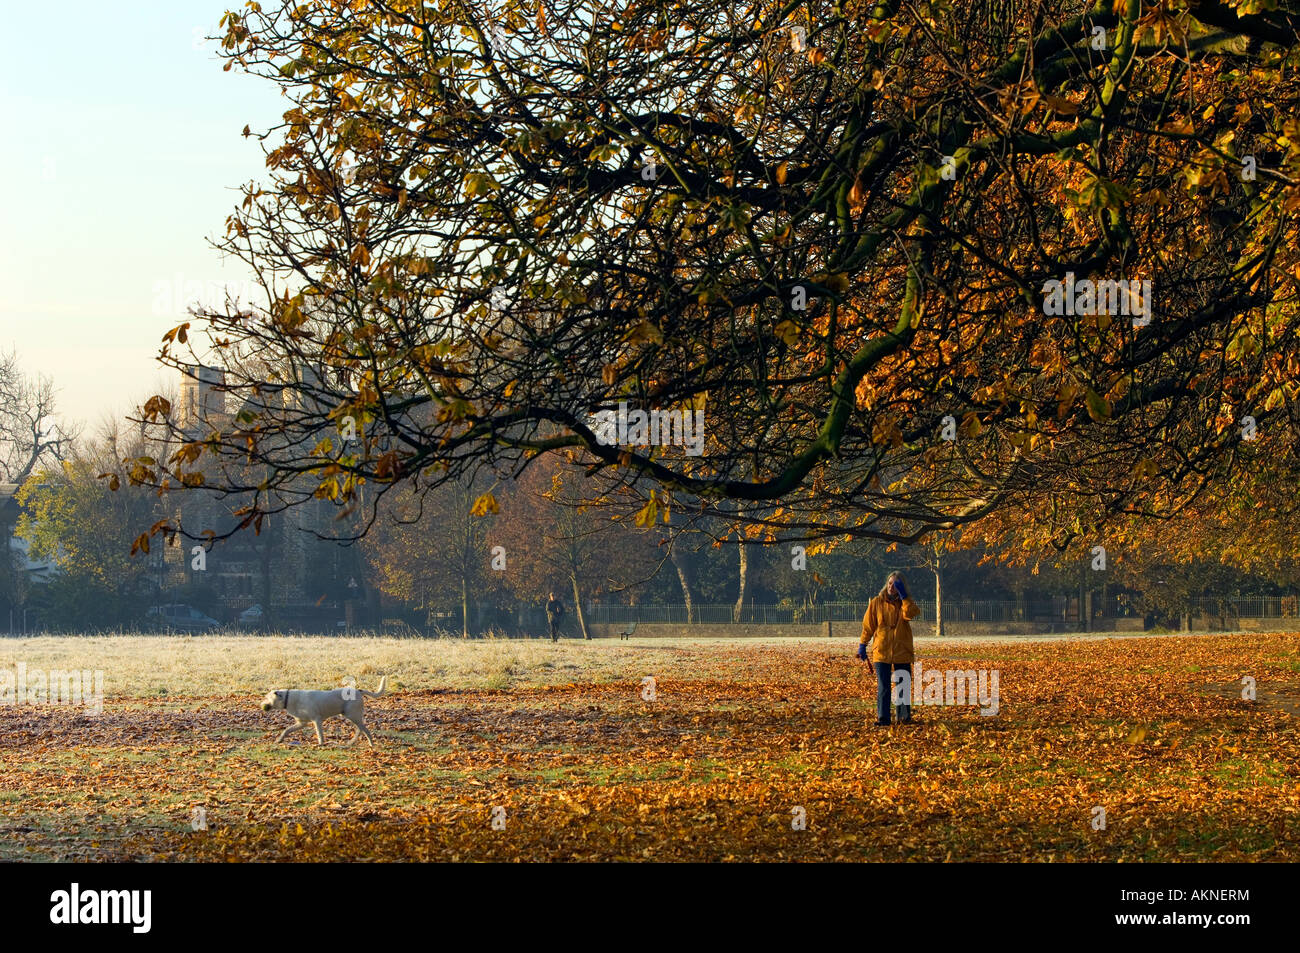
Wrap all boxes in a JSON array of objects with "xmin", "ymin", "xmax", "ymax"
[
  {"xmin": 571, "ymin": 575, "xmax": 591, "ymax": 639},
  {"xmin": 1079, "ymin": 572, "xmax": 1088, "ymax": 632},
  {"xmin": 670, "ymin": 545, "xmax": 696, "ymax": 624},
  {"xmin": 933, "ymin": 556, "xmax": 944, "ymax": 638},
  {"xmin": 461, "ymin": 575, "xmax": 470, "ymax": 639},
  {"xmin": 460, "ymin": 498, "xmax": 474, "ymax": 638},
  {"xmin": 259, "ymin": 522, "xmax": 273, "ymax": 631},
  {"xmin": 733, "ymin": 542, "xmax": 749, "ymax": 622}
]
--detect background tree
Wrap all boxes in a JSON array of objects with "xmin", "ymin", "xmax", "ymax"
[
  {"xmin": 363, "ymin": 474, "xmax": 500, "ymax": 635},
  {"xmin": 667, "ymin": 532, "xmax": 702, "ymax": 623},
  {"xmin": 0, "ymin": 348, "xmax": 75, "ymax": 485},
  {"xmin": 1096, "ymin": 436, "xmax": 1300, "ymax": 626},
  {"xmin": 16, "ymin": 426, "xmax": 165, "ymax": 630},
  {"xmin": 493, "ymin": 455, "xmax": 659, "ymax": 638},
  {"xmin": 919, "ymin": 533, "xmax": 952, "ymax": 637},
  {"xmin": 0, "ymin": 533, "xmax": 29, "ymax": 630}
]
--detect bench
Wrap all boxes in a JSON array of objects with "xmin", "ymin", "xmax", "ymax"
[{"xmin": 619, "ymin": 622, "xmax": 638, "ymax": 640}]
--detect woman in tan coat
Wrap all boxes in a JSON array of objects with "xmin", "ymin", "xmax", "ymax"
[{"xmin": 857, "ymin": 571, "xmax": 921, "ymax": 726}]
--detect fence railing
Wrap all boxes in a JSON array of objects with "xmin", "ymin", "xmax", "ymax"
[
  {"xmin": 410, "ymin": 594, "xmax": 1300, "ymax": 635},
  {"xmin": 578, "ymin": 599, "xmax": 1085, "ymax": 625},
  {"xmin": 569, "ymin": 595, "xmax": 1300, "ymax": 626},
  {"xmin": 1184, "ymin": 595, "xmax": 1300, "ymax": 617}
]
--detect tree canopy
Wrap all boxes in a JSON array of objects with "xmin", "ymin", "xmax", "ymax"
[{"xmin": 136, "ymin": 0, "xmax": 1300, "ymax": 552}]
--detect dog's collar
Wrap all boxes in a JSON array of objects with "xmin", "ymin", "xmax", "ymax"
[{"xmin": 282, "ymin": 690, "xmax": 290, "ymax": 709}]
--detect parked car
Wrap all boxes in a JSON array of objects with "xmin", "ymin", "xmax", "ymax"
[
  {"xmin": 147, "ymin": 604, "xmax": 221, "ymax": 632},
  {"xmin": 237, "ymin": 604, "xmax": 264, "ymax": 626}
]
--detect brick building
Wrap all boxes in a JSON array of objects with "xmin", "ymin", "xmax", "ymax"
[{"xmin": 164, "ymin": 365, "xmax": 377, "ymax": 629}]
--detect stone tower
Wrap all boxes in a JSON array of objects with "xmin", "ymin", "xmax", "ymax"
[{"xmin": 178, "ymin": 365, "xmax": 226, "ymax": 434}]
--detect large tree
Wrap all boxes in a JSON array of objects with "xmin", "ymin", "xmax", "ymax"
[{"xmin": 133, "ymin": 0, "xmax": 1300, "ymax": 554}]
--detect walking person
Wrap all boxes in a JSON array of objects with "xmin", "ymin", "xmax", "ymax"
[
  {"xmin": 545, "ymin": 591, "xmax": 566, "ymax": 642},
  {"xmin": 857, "ymin": 571, "xmax": 921, "ymax": 726}
]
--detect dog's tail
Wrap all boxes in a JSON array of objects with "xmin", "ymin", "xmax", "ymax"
[{"xmin": 359, "ymin": 675, "xmax": 387, "ymax": 698}]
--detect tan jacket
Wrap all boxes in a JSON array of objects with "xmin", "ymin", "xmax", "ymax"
[{"xmin": 859, "ymin": 594, "xmax": 921, "ymax": 664}]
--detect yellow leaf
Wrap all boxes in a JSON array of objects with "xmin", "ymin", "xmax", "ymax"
[
  {"xmin": 470, "ymin": 492, "xmax": 500, "ymax": 517},
  {"xmin": 626, "ymin": 320, "xmax": 663, "ymax": 345},
  {"xmin": 1039, "ymin": 93, "xmax": 1078, "ymax": 115},
  {"xmin": 1085, "ymin": 388, "xmax": 1111, "ymax": 422},
  {"xmin": 848, "ymin": 176, "xmax": 867, "ymax": 209},
  {"xmin": 634, "ymin": 495, "xmax": 658, "ymax": 527}
]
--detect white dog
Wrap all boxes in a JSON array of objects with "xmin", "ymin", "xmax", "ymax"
[{"xmin": 260, "ymin": 676, "xmax": 387, "ymax": 747}]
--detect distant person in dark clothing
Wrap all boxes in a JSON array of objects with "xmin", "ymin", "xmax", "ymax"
[{"xmin": 546, "ymin": 592, "xmax": 566, "ymax": 642}]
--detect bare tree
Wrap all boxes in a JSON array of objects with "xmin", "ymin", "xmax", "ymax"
[{"xmin": 0, "ymin": 349, "xmax": 75, "ymax": 485}]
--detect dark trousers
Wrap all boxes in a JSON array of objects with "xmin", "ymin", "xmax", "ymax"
[
  {"xmin": 874, "ymin": 662, "xmax": 912, "ymax": 725},
  {"xmin": 548, "ymin": 617, "xmax": 560, "ymax": 641}
]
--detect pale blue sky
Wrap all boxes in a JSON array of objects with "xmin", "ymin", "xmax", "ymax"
[{"xmin": 0, "ymin": 1, "xmax": 284, "ymax": 433}]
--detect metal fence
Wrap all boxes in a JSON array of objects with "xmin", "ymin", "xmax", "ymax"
[
  {"xmin": 582, "ymin": 603, "xmax": 863, "ymax": 625},
  {"xmin": 1185, "ymin": 595, "xmax": 1300, "ymax": 618},
  {"xmin": 578, "ymin": 595, "xmax": 1300, "ymax": 625},
  {"xmin": 379, "ymin": 594, "xmax": 1300, "ymax": 637},
  {"xmin": 581, "ymin": 599, "xmax": 1080, "ymax": 625}
]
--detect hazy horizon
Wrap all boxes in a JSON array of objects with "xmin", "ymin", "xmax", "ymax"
[{"xmin": 0, "ymin": 1, "xmax": 284, "ymax": 437}]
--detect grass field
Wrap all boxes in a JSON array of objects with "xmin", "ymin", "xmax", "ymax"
[{"xmin": 1, "ymin": 632, "xmax": 1297, "ymax": 861}]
